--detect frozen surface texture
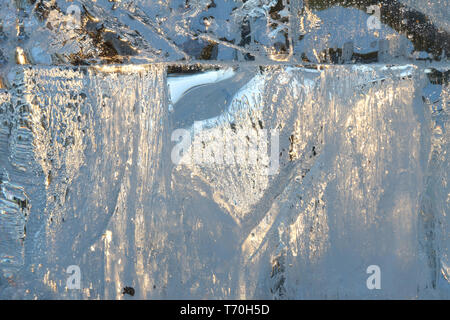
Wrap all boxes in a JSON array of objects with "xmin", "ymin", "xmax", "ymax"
[
  {"xmin": 0, "ymin": 0, "xmax": 449, "ymax": 71},
  {"xmin": 1, "ymin": 65, "xmax": 168, "ymax": 298},
  {"xmin": 0, "ymin": 63, "xmax": 448, "ymax": 299},
  {"xmin": 0, "ymin": 0, "xmax": 449, "ymax": 299}
]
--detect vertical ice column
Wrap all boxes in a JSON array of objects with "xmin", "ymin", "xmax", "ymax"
[
  {"xmin": 235, "ymin": 65, "xmax": 433, "ymax": 299},
  {"xmin": 0, "ymin": 64, "xmax": 168, "ymax": 298},
  {"xmin": 419, "ymin": 77, "xmax": 450, "ymax": 298},
  {"xmin": 0, "ymin": 90, "xmax": 25, "ymax": 279},
  {"xmin": 0, "ymin": 80, "xmax": 35, "ymax": 284}
]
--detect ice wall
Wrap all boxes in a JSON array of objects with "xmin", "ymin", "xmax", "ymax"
[
  {"xmin": 172, "ymin": 64, "xmax": 446, "ymax": 299},
  {"xmin": 0, "ymin": 63, "xmax": 448, "ymax": 299},
  {"xmin": 0, "ymin": 65, "xmax": 168, "ymax": 298}
]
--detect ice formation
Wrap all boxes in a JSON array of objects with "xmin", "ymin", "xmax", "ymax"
[{"xmin": 0, "ymin": 0, "xmax": 448, "ymax": 299}]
